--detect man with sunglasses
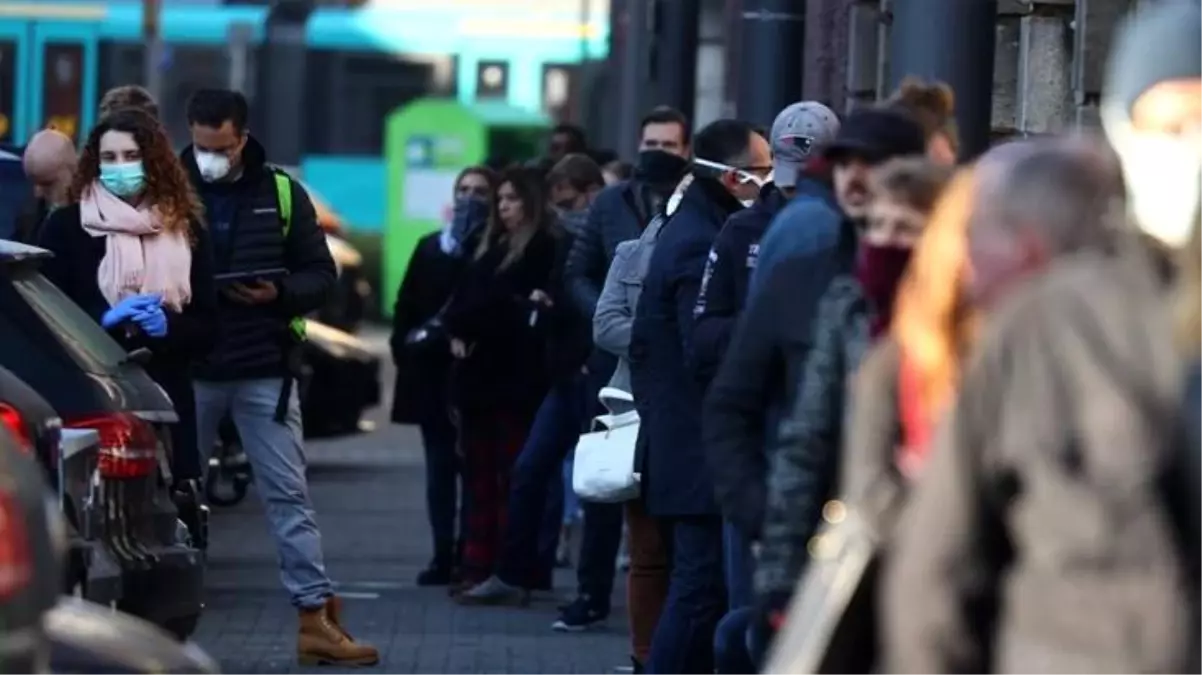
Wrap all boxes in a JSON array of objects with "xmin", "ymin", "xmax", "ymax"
[
  {"xmin": 690, "ymin": 101, "xmax": 839, "ymax": 673},
  {"xmin": 692, "ymin": 102, "xmax": 840, "ymax": 390},
  {"xmin": 628, "ymin": 118, "xmax": 770, "ymax": 674}
]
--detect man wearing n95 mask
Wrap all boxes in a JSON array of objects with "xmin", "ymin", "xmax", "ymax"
[{"xmin": 181, "ymin": 88, "xmax": 379, "ymax": 667}]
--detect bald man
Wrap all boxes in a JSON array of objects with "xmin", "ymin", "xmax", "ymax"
[{"xmin": 17, "ymin": 129, "xmax": 76, "ymax": 243}]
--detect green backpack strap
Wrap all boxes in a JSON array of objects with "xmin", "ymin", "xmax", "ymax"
[
  {"xmin": 271, "ymin": 170, "xmax": 306, "ymax": 342},
  {"xmin": 273, "ymin": 171, "xmax": 293, "ymax": 237}
]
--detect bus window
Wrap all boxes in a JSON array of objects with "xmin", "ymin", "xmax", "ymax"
[
  {"xmin": 43, "ymin": 44, "xmax": 83, "ymax": 144},
  {"xmin": 0, "ymin": 41, "xmax": 14, "ymax": 144}
]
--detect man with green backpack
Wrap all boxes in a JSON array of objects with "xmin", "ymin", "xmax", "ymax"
[{"xmin": 182, "ymin": 88, "xmax": 379, "ymax": 667}]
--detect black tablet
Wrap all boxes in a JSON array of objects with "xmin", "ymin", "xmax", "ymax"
[{"xmin": 214, "ymin": 268, "xmax": 289, "ymax": 286}]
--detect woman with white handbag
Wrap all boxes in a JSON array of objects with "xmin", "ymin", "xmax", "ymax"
[{"xmin": 587, "ymin": 175, "xmax": 691, "ymax": 672}]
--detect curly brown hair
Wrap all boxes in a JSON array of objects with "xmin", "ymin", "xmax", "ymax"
[{"xmin": 70, "ymin": 108, "xmax": 203, "ymax": 236}]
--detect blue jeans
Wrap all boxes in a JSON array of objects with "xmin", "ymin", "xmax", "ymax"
[
  {"xmin": 497, "ymin": 377, "xmax": 585, "ymax": 587},
  {"xmin": 647, "ymin": 515, "xmax": 725, "ymax": 674},
  {"xmin": 562, "ymin": 451, "xmax": 582, "ymax": 524},
  {"xmin": 715, "ymin": 522, "xmax": 758, "ymax": 672},
  {"xmin": 419, "ymin": 414, "xmax": 459, "ymax": 566},
  {"xmin": 195, "ymin": 378, "xmax": 332, "ymax": 609}
]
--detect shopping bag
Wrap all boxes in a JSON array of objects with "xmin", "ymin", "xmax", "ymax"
[{"xmin": 572, "ymin": 387, "xmax": 640, "ymax": 503}]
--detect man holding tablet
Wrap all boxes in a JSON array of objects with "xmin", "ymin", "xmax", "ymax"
[{"xmin": 182, "ymin": 88, "xmax": 379, "ymax": 667}]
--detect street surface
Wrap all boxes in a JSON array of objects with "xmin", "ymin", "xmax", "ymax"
[{"xmin": 192, "ymin": 327, "xmax": 629, "ymax": 673}]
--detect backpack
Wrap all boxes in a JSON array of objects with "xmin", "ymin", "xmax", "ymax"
[{"xmin": 271, "ymin": 169, "xmax": 307, "ymax": 342}]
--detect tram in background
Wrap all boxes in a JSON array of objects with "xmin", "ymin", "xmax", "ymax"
[{"xmin": 0, "ymin": 0, "xmax": 610, "ymax": 233}]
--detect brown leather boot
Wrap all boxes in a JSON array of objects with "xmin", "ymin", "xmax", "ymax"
[{"xmin": 297, "ymin": 596, "xmax": 380, "ymax": 667}]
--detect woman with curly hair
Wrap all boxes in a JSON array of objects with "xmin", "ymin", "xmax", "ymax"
[{"xmin": 38, "ymin": 107, "xmax": 217, "ymax": 486}]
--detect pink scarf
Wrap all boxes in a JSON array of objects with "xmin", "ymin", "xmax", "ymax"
[{"xmin": 79, "ymin": 182, "xmax": 192, "ymax": 312}]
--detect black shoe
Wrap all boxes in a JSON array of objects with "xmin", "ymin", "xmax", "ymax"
[
  {"xmin": 416, "ymin": 562, "xmax": 453, "ymax": 586},
  {"xmin": 551, "ymin": 596, "xmax": 608, "ymax": 632},
  {"xmin": 632, "ymin": 656, "xmax": 645, "ymax": 674}
]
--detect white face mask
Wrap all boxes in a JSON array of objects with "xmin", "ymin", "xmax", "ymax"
[
  {"xmin": 195, "ymin": 151, "xmax": 232, "ymax": 182},
  {"xmin": 1103, "ymin": 107, "xmax": 1202, "ymax": 248}
]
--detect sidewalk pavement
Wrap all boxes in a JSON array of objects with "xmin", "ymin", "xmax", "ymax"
[{"xmin": 191, "ymin": 327, "xmax": 630, "ymax": 673}]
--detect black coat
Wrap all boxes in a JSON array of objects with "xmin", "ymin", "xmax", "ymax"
[
  {"xmin": 629, "ymin": 178, "xmax": 743, "ymax": 517},
  {"xmin": 563, "ymin": 179, "xmax": 660, "ymax": 321},
  {"xmin": 701, "ymin": 219, "xmax": 857, "ymax": 538},
  {"xmin": 443, "ymin": 228, "xmax": 557, "ymax": 416},
  {"xmin": 389, "ymin": 231, "xmax": 465, "ymax": 425},
  {"xmin": 182, "ymin": 137, "xmax": 336, "ymax": 381},
  {"xmin": 37, "ymin": 204, "xmax": 218, "ymax": 479},
  {"xmin": 691, "ymin": 183, "xmax": 789, "ymax": 389}
]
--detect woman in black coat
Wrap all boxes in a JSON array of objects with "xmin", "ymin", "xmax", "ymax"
[
  {"xmin": 442, "ymin": 167, "xmax": 558, "ymax": 588},
  {"xmin": 389, "ymin": 164, "xmax": 496, "ymax": 585},
  {"xmin": 37, "ymin": 108, "xmax": 216, "ymax": 491}
]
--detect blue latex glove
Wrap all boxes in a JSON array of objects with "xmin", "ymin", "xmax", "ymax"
[
  {"xmin": 131, "ymin": 306, "xmax": 168, "ymax": 338},
  {"xmin": 100, "ymin": 294, "xmax": 161, "ymax": 329}
]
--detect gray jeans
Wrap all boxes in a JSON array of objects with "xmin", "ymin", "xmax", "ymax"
[{"xmin": 195, "ymin": 377, "xmax": 332, "ymax": 609}]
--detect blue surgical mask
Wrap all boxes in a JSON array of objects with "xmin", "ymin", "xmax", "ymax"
[{"xmin": 99, "ymin": 161, "xmax": 145, "ymax": 197}]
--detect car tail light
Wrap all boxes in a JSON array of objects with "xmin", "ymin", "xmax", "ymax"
[
  {"xmin": 65, "ymin": 413, "xmax": 159, "ymax": 479},
  {"xmin": 0, "ymin": 490, "xmax": 32, "ymax": 601},
  {"xmin": 0, "ymin": 403, "xmax": 32, "ymax": 455}
]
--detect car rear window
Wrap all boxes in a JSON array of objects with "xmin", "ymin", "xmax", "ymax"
[{"xmin": 10, "ymin": 270, "xmax": 128, "ymax": 372}]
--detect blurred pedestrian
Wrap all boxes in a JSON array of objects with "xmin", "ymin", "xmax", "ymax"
[
  {"xmin": 16, "ymin": 129, "xmax": 76, "ymax": 243},
  {"xmin": 99, "ymin": 84, "xmax": 160, "ymax": 120},
  {"xmin": 886, "ymin": 77, "xmax": 959, "ymax": 165},
  {"xmin": 391, "ymin": 165, "xmax": 497, "ymax": 587},
  {"xmin": 442, "ymin": 168, "xmax": 558, "ymax": 592},
  {"xmin": 882, "ymin": 125, "xmax": 1194, "ymax": 672},
  {"xmin": 557, "ymin": 105, "xmax": 692, "ymax": 632},
  {"xmin": 456, "ymin": 155, "xmax": 605, "ymax": 604},
  {"xmin": 548, "ymin": 123, "xmax": 588, "ymax": 164},
  {"xmin": 754, "ymin": 158, "xmax": 950, "ymax": 668},
  {"xmin": 603, "ymin": 159, "xmax": 634, "ymax": 186},
  {"xmin": 36, "ymin": 107, "xmax": 216, "ymax": 525},
  {"xmin": 629, "ymin": 119, "xmax": 769, "ymax": 674},
  {"xmin": 182, "ymin": 88, "xmax": 377, "ymax": 665}
]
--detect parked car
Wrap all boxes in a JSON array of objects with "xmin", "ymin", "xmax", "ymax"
[
  {"xmin": 319, "ymin": 233, "xmax": 372, "ymax": 334},
  {"xmin": 0, "ymin": 425, "xmax": 63, "ymax": 674},
  {"xmin": 0, "ymin": 365, "xmax": 114, "ymax": 601},
  {"xmin": 294, "ymin": 177, "xmax": 372, "ymax": 333},
  {"xmin": 47, "ymin": 597, "xmax": 220, "ymax": 674},
  {"xmin": 0, "ymin": 239, "xmax": 205, "ymax": 640}
]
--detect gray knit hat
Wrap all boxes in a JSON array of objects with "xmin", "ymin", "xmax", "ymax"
[{"xmin": 1104, "ymin": 1, "xmax": 1202, "ymax": 117}]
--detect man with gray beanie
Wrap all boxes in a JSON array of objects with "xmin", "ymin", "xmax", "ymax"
[{"xmin": 881, "ymin": 4, "xmax": 1199, "ymax": 672}]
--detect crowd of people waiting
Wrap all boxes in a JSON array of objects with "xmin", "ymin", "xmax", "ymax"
[{"xmin": 390, "ymin": 2, "xmax": 1201, "ymax": 673}]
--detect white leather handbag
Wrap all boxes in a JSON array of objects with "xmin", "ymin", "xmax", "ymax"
[{"xmin": 572, "ymin": 387, "xmax": 641, "ymax": 503}]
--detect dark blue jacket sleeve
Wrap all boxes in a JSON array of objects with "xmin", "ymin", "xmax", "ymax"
[{"xmin": 690, "ymin": 229, "xmax": 741, "ymax": 388}]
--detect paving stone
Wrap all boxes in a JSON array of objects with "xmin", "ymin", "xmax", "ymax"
[{"xmin": 193, "ymin": 330, "xmax": 629, "ymax": 673}]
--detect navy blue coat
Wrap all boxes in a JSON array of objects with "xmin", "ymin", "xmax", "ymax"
[{"xmin": 629, "ymin": 178, "xmax": 744, "ymax": 517}]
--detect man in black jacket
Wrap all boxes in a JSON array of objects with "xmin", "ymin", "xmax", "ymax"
[
  {"xmin": 701, "ymin": 108, "xmax": 926, "ymax": 580},
  {"xmin": 555, "ymin": 105, "xmax": 693, "ymax": 632},
  {"xmin": 629, "ymin": 119, "xmax": 770, "ymax": 674},
  {"xmin": 183, "ymin": 89, "xmax": 377, "ymax": 666}
]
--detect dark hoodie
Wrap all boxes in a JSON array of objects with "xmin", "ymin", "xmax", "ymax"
[{"xmin": 181, "ymin": 137, "xmax": 336, "ymax": 381}]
